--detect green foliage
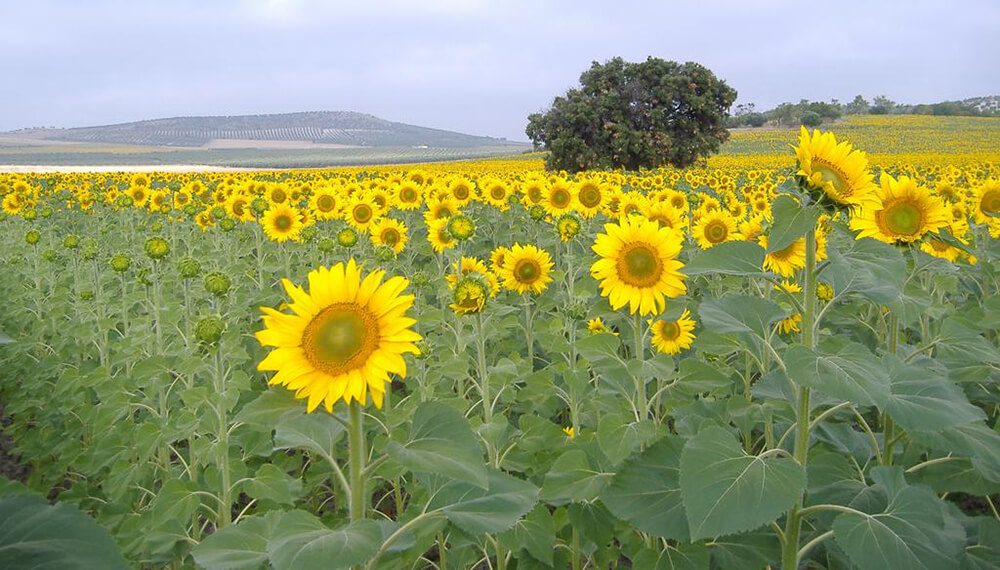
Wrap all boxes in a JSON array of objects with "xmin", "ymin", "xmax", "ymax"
[{"xmin": 526, "ymin": 57, "xmax": 737, "ymax": 172}]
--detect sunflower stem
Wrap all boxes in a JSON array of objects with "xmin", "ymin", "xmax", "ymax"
[
  {"xmin": 781, "ymin": 225, "xmax": 817, "ymax": 570},
  {"xmin": 348, "ymin": 401, "xmax": 365, "ymax": 521},
  {"xmin": 215, "ymin": 345, "xmax": 232, "ymax": 527},
  {"xmin": 522, "ymin": 295, "xmax": 534, "ymax": 370},
  {"xmin": 633, "ymin": 311, "xmax": 647, "ymax": 419},
  {"xmin": 882, "ymin": 312, "xmax": 899, "ymax": 465}
]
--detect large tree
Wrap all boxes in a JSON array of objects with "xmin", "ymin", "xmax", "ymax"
[{"xmin": 526, "ymin": 57, "xmax": 737, "ymax": 172}]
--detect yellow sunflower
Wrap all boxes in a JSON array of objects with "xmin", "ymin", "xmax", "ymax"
[
  {"xmin": 520, "ymin": 178, "xmax": 547, "ymax": 207},
  {"xmin": 261, "ymin": 204, "xmax": 304, "ymax": 242},
  {"xmin": 309, "ymin": 187, "xmax": 342, "ymax": 221},
  {"xmin": 849, "ymin": 174, "xmax": 949, "ymax": 244},
  {"xmin": 426, "ymin": 218, "xmax": 456, "ymax": 253},
  {"xmin": 574, "ymin": 180, "xmax": 606, "ymax": 218},
  {"xmin": 226, "ymin": 192, "xmax": 255, "ymax": 222},
  {"xmin": 794, "ymin": 126, "xmax": 878, "ymax": 209},
  {"xmin": 370, "ymin": 218, "xmax": 408, "ymax": 254},
  {"xmin": 759, "ymin": 235, "xmax": 806, "ymax": 277},
  {"xmin": 498, "ymin": 244, "xmax": 554, "ymax": 295},
  {"xmin": 481, "ymin": 179, "xmax": 512, "ymax": 210},
  {"xmin": 587, "ymin": 317, "xmax": 618, "ymax": 336},
  {"xmin": 446, "ymin": 257, "xmax": 499, "ymax": 295},
  {"xmin": 447, "ymin": 178, "xmax": 475, "ymax": 206},
  {"xmin": 971, "ymin": 179, "xmax": 1000, "ymax": 224},
  {"xmin": 692, "ymin": 210, "xmax": 741, "ymax": 249},
  {"xmin": 590, "ymin": 217, "xmax": 687, "ymax": 316},
  {"xmin": 345, "ymin": 196, "xmax": 382, "ymax": 233},
  {"xmin": 395, "ymin": 182, "xmax": 423, "ymax": 211},
  {"xmin": 255, "ymin": 260, "xmax": 421, "ymax": 412},
  {"xmin": 543, "ymin": 181, "xmax": 575, "ymax": 216},
  {"xmin": 649, "ymin": 309, "xmax": 696, "ymax": 355}
]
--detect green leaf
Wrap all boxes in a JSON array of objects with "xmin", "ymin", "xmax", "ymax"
[
  {"xmin": 245, "ymin": 464, "xmax": 303, "ymax": 506},
  {"xmin": 386, "ymin": 401, "xmax": 488, "ymax": 488},
  {"xmin": 707, "ymin": 531, "xmax": 782, "ymax": 570},
  {"xmin": 913, "ymin": 422, "xmax": 1000, "ymax": 484},
  {"xmin": 679, "ymin": 426, "xmax": 805, "ymax": 540},
  {"xmin": 235, "ymin": 390, "xmax": 306, "ymax": 428},
  {"xmin": 0, "ymin": 492, "xmax": 128, "ymax": 570},
  {"xmin": 632, "ymin": 541, "xmax": 710, "ymax": 570},
  {"xmin": 423, "ymin": 469, "xmax": 539, "ymax": 535},
  {"xmin": 964, "ymin": 518, "xmax": 1000, "ymax": 570},
  {"xmin": 0, "ymin": 329, "xmax": 12, "ymax": 345},
  {"xmin": 785, "ymin": 342, "xmax": 890, "ymax": 408},
  {"xmin": 767, "ymin": 195, "xmax": 819, "ymax": 253},
  {"xmin": 274, "ymin": 412, "xmax": 346, "ymax": 458},
  {"xmin": 499, "ymin": 504, "xmax": 555, "ymax": 566},
  {"xmin": 823, "ymin": 237, "xmax": 906, "ymax": 304},
  {"xmin": 832, "ymin": 486, "xmax": 964, "ymax": 570},
  {"xmin": 192, "ymin": 511, "xmax": 284, "ymax": 570},
  {"xmin": 601, "ymin": 435, "xmax": 689, "ymax": 541},
  {"xmin": 683, "ymin": 241, "xmax": 767, "ymax": 277},
  {"xmin": 884, "ymin": 356, "xmax": 985, "ymax": 432},
  {"xmin": 698, "ymin": 294, "xmax": 785, "ymax": 340},
  {"xmin": 267, "ymin": 511, "xmax": 381, "ymax": 570},
  {"xmin": 597, "ymin": 412, "xmax": 659, "ymax": 466},
  {"xmin": 540, "ymin": 449, "xmax": 612, "ymax": 503}
]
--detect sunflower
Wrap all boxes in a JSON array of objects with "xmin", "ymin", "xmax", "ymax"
[
  {"xmin": 481, "ymin": 179, "xmax": 512, "ymax": 210},
  {"xmin": 650, "ymin": 310, "xmax": 696, "ymax": 355},
  {"xmin": 261, "ymin": 204, "xmax": 304, "ymax": 242},
  {"xmin": 423, "ymin": 197, "xmax": 458, "ymax": 224},
  {"xmin": 849, "ymin": 174, "xmax": 949, "ymax": 244},
  {"xmin": 794, "ymin": 126, "xmax": 878, "ymax": 209},
  {"xmin": 520, "ymin": 178, "xmax": 547, "ymax": 207},
  {"xmin": 370, "ymin": 218, "xmax": 408, "ymax": 254},
  {"xmin": 543, "ymin": 181, "xmax": 575, "ymax": 216},
  {"xmin": 309, "ymin": 187, "xmax": 342, "ymax": 221},
  {"xmin": 692, "ymin": 210, "xmax": 741, "ymax": 249},
  {"xmin": 490, "ymin": 245, "xmax": 510, "ymax": 273},
  {"xmin": 129, "ymin": 185, "xmax": 150, "ymax": 208},
  {"xmin": 618, "ymin": 192, "xmax": 647, "ymax": 219},
  {"xmin": 971, "ymin": 179, "xmax": 1000, "ymax": 224},
  {"xmin": 446, "ymin": 257, "xmax": 499, "ymax": 295},
  {"xmin": 498, "ymin": 244, "xmax": 553, "ymax": 295},
  {"xmin": 920, "ymin": 237, "xmax": 964, "ymax": 263},
  {"xmin": 759, "ymin": 235, "xmax": 806, "ymax": 277},
  {"xmin": 642, "ymin": 201, "xmax": 686, "ymax": 232},
  {"xmin": 195, "ymin": 210, "xmax": 215, "ymax": 231},
  {"xmin": 255, "ymin": 260, "xmax": 421, "ymax": 412},
  {"xmin": 590, "ymin": 217, "xmax": 687, "ymax": 316},
  {"xmin": 266, "ymin": 184, "xmax": 290, "ymax": 205},
  {"xmin": 587, "ymin": 317, "xmax": 618, "ymax": 336},
  {"xmin": 226, "ymin": 192, "xmax": 255, "ymax": 222},
  {"xmin": 426, "ymin": 218, "xmax": 456, "ymax": 253},
  {"xmin": 447, "ymin": 178, "xmax": 475, "ymax": 206},
  {"xmin": 345, "ymin": 196, "xmax": 382, "ymax": 232},
  {"xmin": 574, "ymin": 180, "xmax": 606, "ymax": 218},
  {"xmin": 777, "ymin": 314, "xmax": 802, "ymax": 335},
  {"xmin": 1, "ymin": 193, "xmax": 23, "ymax": 215},
  {"xmin": 450, "ymin": 275, "xmax": 490, "ymax": 315},
  {"xmin": 395, "ymin": 182, "xmax": 423, "ymax": 210}
]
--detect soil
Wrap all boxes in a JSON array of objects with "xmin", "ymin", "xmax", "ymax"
[{"xmin": 0, "ymin": 399, "xmax": 31, "ymax": 483}]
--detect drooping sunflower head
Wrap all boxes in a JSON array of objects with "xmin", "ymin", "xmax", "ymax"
[
  {"xmin": 256, "ymin": 260, "xmax": 421, "ymax": 412},
  {"xmin": 490, "ymin": 246, "xmax": 511, "ymax": 273},
  {"xmin": 759, "ymin": 235, "xmax": 807, "ymax": 278},
  {"xmin": 450, "ymin": 275, "xmax": 490, "ymax": 315},
  {"xmin": 972, "ymin": 179, "xmax": 1000, "ymax": 224},
  {"xmin": 849, "ymin": 174, "xmax": 949, "ymax": 245},
  {"xmin": 590, "ymin": 216, "xmax": 687, "ymax": 316},
  {"xmin": 649, "ymin": 309, "xmax": 696, "ymax": 355},
  {"xmin": 426, "ymin": 218, "xmax": 456, "ymax": 253},
  {"xmin": 499, "ymin": 243, "xmax": 554, "ymax": 295},
  {"xmin": 794, "ymin": 126, "xmax": 878, "ymax": 210}
]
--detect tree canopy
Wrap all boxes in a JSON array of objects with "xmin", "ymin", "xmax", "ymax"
[{"xmin": 526, "ymin": 57, "xmax": 737, "ymax": 173}]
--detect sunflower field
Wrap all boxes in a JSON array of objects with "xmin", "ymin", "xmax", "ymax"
[{"xmin": 2, "ymin": 120, "xmax": 1000, "ymax": 570}]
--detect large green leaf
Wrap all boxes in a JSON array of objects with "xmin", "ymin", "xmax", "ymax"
[
  {"xmin": 679, "ymin": 427, "xmax": 805, "ymax": 540},
  {"xmin": 234, "ymin": 390, "xmax": 307, "ymax": 428},
  {"xmin": 273, "ymin": 412, "xmax": 345, "ymax": 458},
  {"xmin": 386, "ymin": 401, "xmax": 488, "ymax": 488},
  {"xmin": 601, "ymin": 435, "xmax": 689, "ymax": 541},
  {"xmin": 823, "ymin": 237, "xmax": 906, "ymax": 304},
  {"xmin": 540, "ymin": 449, "xmax": 612, "ymax": 503},
  {"xmin": 0, "ymin": 492, "xmax": 128, "ymax": 570},
  {"xmin": 245, "ymin": 464, "xmax": 303, "ymax": 506},
  {"xmin": 832, "ymin": 486, "xmax": 964, "ymax": 570},
  {"xmin": 698, "ymin": 294, "xmax": 785, "ymax": 340},
  {"xmin": 192, "ymin": 511, "xmax": 284, "ymax": 570},
  {"xmin": 767, "ymin": 195, "xmax": 819, "ymax": 253},
  {"xmin": 913, "ymin": 422, "xmax": 1000, "ymax": 484},
  {"xmin": 785, "ymin": 341, "xmax": 890, "ymax": 408},
  {"xmin": 423, "ymin": 469, "xmax": 539, "ymax": 535},
  {"xmin": 266, "ymin": 511, "xmax": 381, "ymax": 570},
  {"xmin": 498, "ymin": 504, "xmax": 555, "ymax": 566},
  {"xmin": 683, "ymin": 241, "xmax": 767, "ymax": 277},
  {"xmin": 884, "ymin": 356, "xmax": 984, "ymax": 432},
  {"xmin": 964, "ymin": 518, "xmax": 1000, "ymax": 570},
  {"xmin": 707, "ymin": 531, "xmax": 782, "ymax": 570},
  {"xmin": 632, "ymin": 541, "xmax": 710, "ymax": 570}
]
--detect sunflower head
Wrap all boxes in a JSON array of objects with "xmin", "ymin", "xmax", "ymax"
[
  {"xmin": 256, "ymin": 260, "xmax": 421, "ymax": 412},
  {"xmin": 794, "ymin": 126, "xmax": 878, "ymax": 210},
  {"xmin": 556, "ymin": 213, "xmax": 581, "ymax": 241},
  {"xmin": 649, "ymin": 309, "xmax": 696, "ymax": 355},
  {"xmin": 450, "ymin": 275, "xmax": 490, "ymax": 315},
  {"xmin": 499, "ymin": 243, "xmax": 554, "ymax": 295},
  {"xmin": 849, "ymin": 174, "xmax": 949, "ymax": 245}
]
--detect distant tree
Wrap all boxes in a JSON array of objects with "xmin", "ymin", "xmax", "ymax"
[
  {"xmin": 744, "ymin": 112, "xmax": 767, "ymax": 127},
  {"xmin": 526, "ymin": 57, "xmax": 737, "ymax": 172},
  {"xmin": 871, "ymin": 95, "xmax": 896, "ymax": 114},
  {"xmin": 800, "ymin": 111, "xmax": 823, "ymax": 127},
  {"xmin": 846, "ymin": 95, "xmax": 870, "ymax": 114}
]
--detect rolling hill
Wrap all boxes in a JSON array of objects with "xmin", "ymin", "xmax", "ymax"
[{"xmin": 16, "ymin": 111, "xmax": 522, "ymax": 149}]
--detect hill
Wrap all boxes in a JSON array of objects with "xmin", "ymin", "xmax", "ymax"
[{"xmin": 9, "ymin": 111, "xmax": 523, "ymax": 149}]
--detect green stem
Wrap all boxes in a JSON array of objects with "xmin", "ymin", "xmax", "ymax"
[
  {"xmin": 781, "ymin": 225, "xmax": 817, "ymax": 570},
  {"xmin": 215, "ymin": 346, "xmax": 231, "ymax": 527},
  {"xmin": 523, "ymin": 295, "xmax": 534, "ymax": 370},
  {"xmin": 475, "ymin": 313, "xmax": 492, "ymax": 426},
  {"xmin": 633, "ymin": 311, "xmax": 647, "ymax": 419},
  {"xmin": 348, "ymin": 401, "xmax": 365, "ymax": 521},
  {"xmin": 882, "ymin": 313, "xmax": 899, "ymax": 465}
]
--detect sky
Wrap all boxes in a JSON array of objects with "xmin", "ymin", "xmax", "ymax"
[{"xmin": 1, "ymin": 0, "xmax": 998, "ymax": 141}]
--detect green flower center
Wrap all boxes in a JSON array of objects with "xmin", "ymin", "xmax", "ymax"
[
  {"xmin": 551, "ymin": 188, "xmax": 571, "ymax": 208},
  {"xmin": 317, "ymin": 195, "xmax": 335, "ymax": 212},
  {"xmin": 883, "ymin": 201, "xmax": 922, "ymax": 236},
  {"xmin": 303, "ymin": 304, "xmax": 379, "ymax": 374},
  {"xmin": 812, "ymin": 160, "xmax": 848, "ymax": 195},
  {"xmin": 274, "ymin": 214, "xmax": 293, "ymax": 231},
  {"xmin": 705, "ymin": 220, "xmax": 728, "ymax": 243},
  {"xmin": 578, "ymin": 184, "xmax": 601, "ymax": 208},
  {"xmin": 982, "ymin": 190, "xmax": 1000, "ymax": 215},
  {"xmin": 618, "ymin": 243, "xmax": 662, "ymax": 287},
  {"xmin": 353, "ymin": 205, "xmax": 372, "ymax": 223},
  {"xmin": 514, "ymin": 259, "xmax": 541, "ymax": 284}
]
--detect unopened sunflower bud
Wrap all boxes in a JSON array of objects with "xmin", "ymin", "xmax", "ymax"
[
  {"xmin": 204, "ymin": 271, "xmax": 232, "ymax": 297},
  {"xmin": 110, "ymin": 254, "xmax": 131, "ymax": 272},
  {"xmin": 178, "ymin": 257, "xmax": 202, "ymax": 279},
  {"xmin": 337, "ymin": 228, "xmax": 358, "ymax": 247},
  {"xmin": 195, "ymin": 316, "xmax": 226, "ymax": 345},
  {"xmin": 144, "ymin": 237, "xmax": 170, "ymax": 260},
  {"xmin": 25, "ymin": 230, "xmax": 40, "ymax": 245}
]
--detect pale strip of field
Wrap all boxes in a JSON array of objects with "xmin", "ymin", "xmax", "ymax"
[
  {"xmin": 202, "ymin": 139, "xmax": 361, "ymax": 150},
  {"xmin": 0, "ymin": 164, "xmax": 258, "ymax": 173}
]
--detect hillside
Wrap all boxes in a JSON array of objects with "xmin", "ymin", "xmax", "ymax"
[{"xmin": 13, "ymin": 111, "xmax": 523, "ymax": 149}]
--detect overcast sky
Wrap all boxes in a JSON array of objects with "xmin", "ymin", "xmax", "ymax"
[{"xmin": 2, "ymin": 0, "xmax": 998, "ymax": 141}]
